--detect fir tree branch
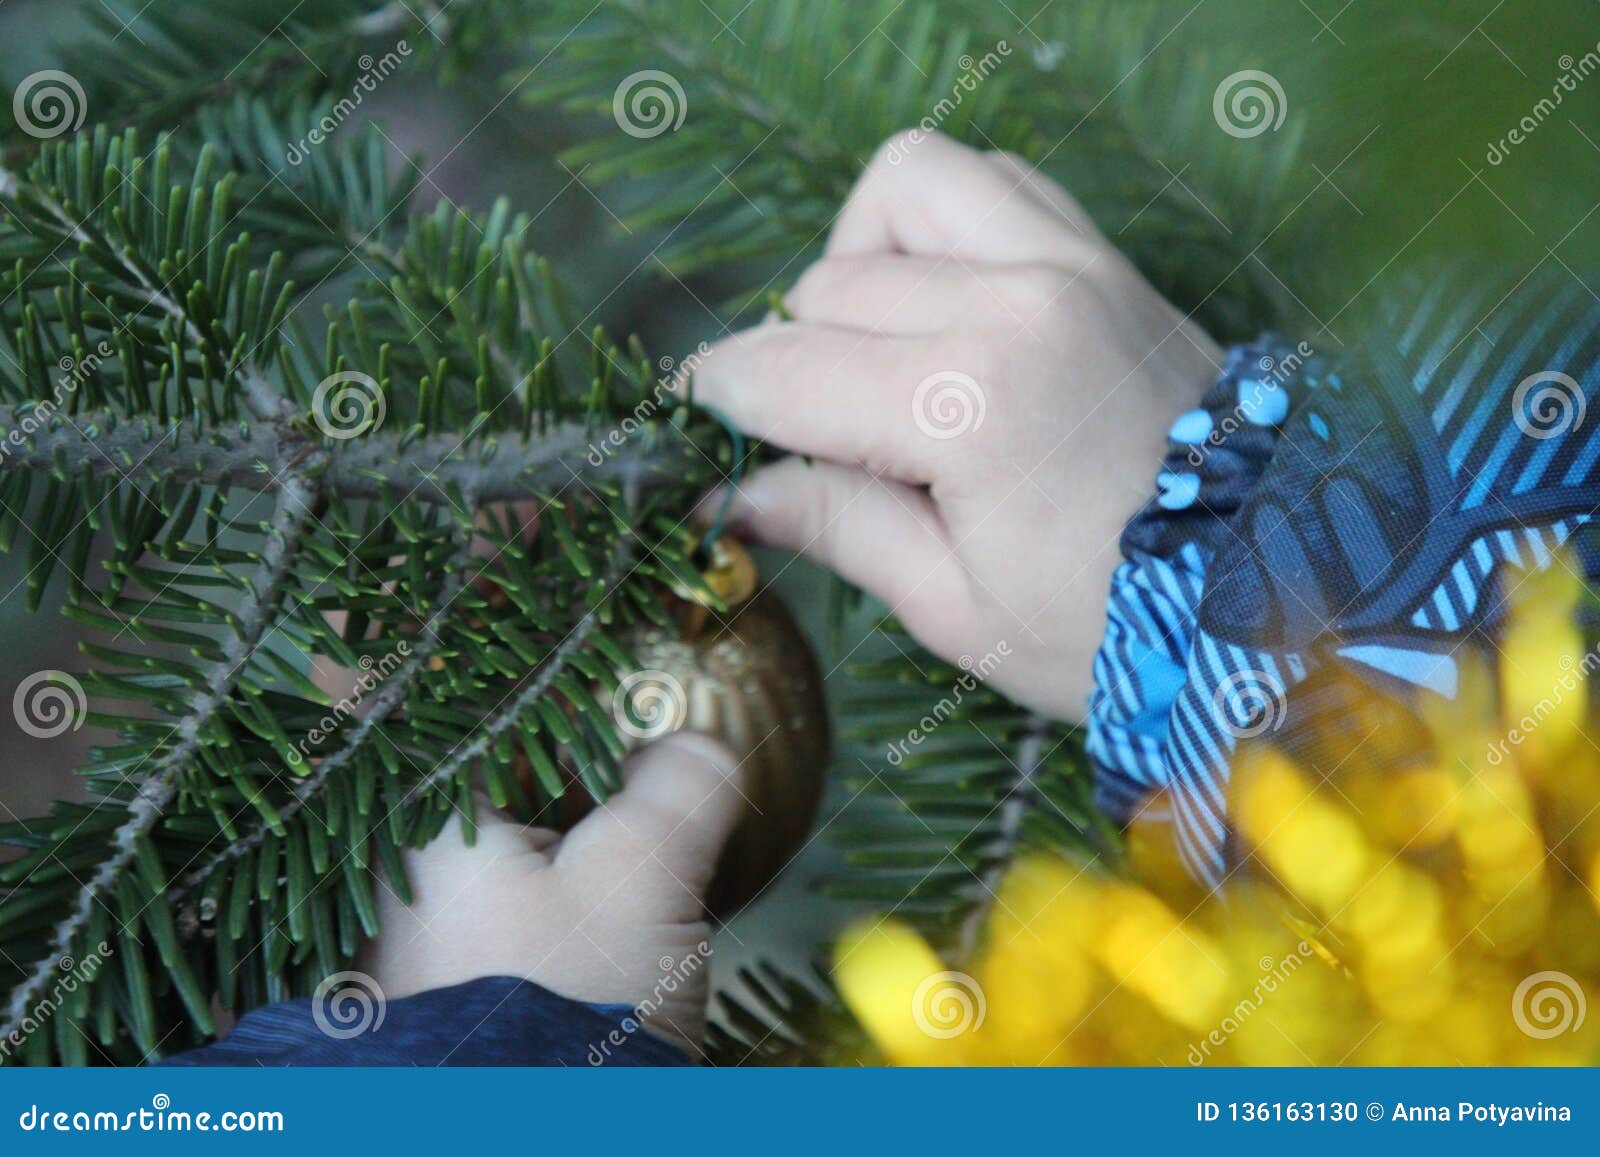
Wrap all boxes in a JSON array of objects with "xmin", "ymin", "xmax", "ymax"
[
  {"xmin": 604, "ymin": 0, "xmax": 841, "ymax": 176},
  {"xmin": 956, "ymin": 717, "xmax": 1047, "ymax": 960},
  {"xmin": 397, "ymin": 496, "xmax": 641, "ymax": 810},
  {"xmin": 0, "ymin": 0, "xmax": 480, "ymax": 167},
  {"xmin": 0, "ymin": 469, "xmax": 320, "ymax": 1040},
  {"xmin": 0, "ymin": 409, "xmax": 709, "ymax": 505},
  {"xmin": 351, "ymin": 0, "xmax": 456, "ymax": 40},
  {"xmin": 169, "ymin": 513, "xmax": 481, "ymax": 904},
  {"xmin": 0, "ymin": 159, "xmax": 290, "ymax": 422},
  {"xmin": 358, "ymin": 236, "xmax": 534, "ymax": 399}
]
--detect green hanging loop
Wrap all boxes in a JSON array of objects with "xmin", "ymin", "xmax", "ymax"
[{"xmin": 693, "ymin": 401, "xmax": 746, "ymax": 563}]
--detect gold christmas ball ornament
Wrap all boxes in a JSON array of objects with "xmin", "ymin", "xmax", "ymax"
[{"xmin": 614, "ymin": 537, "xmax": 830, "ymax": 916}]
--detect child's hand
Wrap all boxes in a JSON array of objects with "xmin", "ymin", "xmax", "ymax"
[
  {"xmin": 363, "ymin": 733, "xmax": 743, "ymax": 1058},
  {"xmin": 692, "ymin": 131, "xmax": 1220, "ymax": 720}
]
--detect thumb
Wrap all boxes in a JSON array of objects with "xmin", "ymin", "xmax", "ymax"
[{"xmin": 556, "ymin": 732, "xmax": 747, "ymax": 913}]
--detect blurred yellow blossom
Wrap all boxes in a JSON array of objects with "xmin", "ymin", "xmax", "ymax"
[
  {"xmin": 833, "ymin": 558, "xmax": 1600, "ymax": 1066},
  {"xmin": 832, "ymin": 919, "xmax": 970, "ymax": 1065},
  {"xmin": 1496, "ymin": 561, "xmax": 1589, "ymax": 768}
]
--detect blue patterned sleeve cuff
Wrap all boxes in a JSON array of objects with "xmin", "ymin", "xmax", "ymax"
[
  {"xmin": 1087, "ymin": 276, "xmax": 1600, "ymax": 889},
  {"xmin": 1086, "ymin": 338, "xmax": 1326, "ymax": 832}
]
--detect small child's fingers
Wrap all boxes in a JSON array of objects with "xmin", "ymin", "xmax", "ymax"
[
  {"xmin": 706, "ymin": 457, "xmax": 972, "ymax": 653},
  {"xmin": 556, "ymin": 733, "xmax": 747, "ymax": 913},
  {"xmin": 690, "ymin": 321, "xmax": 957, "ymax": 482},
  {"xmin": 825, "ymin": 130, "xmax": 1099, "ymax": 267},
  {"xmin": 364, "ymin": 806, "xmax": 566, "ymax": 998},
  {"xmin": 788, "ymin": 253, "xmax": 1111, "ymax": 335},
  {"xmin": 786, "ymin": 255, "xmax": 970, "ymax": 334},
  {"xmin": 400, "ymin": 802, "xmax": 560, "ymax": 882}
]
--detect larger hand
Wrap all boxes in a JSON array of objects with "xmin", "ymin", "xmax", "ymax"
[{"xmin": 692, "ymin": 131, "xmax": 1219, "ymax": 719}]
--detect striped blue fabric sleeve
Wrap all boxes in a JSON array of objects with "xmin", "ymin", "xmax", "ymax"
[
  {"xmin": 159, "ymin": 976, "xmax": 693, "ymax": 1067},
  {"xmin": 1086, "ymin": 336, "xmax": 1320, "ymax": 837},
  {"xmin": 1086, "ymin": 276, "xmax": 1600, "ymax": 887}
]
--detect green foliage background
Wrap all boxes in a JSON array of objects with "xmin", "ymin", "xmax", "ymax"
[{"xmin": 0, "ymin": 0, "xmax": 1593, "ymax": 1065}]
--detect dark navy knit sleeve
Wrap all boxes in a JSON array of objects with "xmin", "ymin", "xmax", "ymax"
[{"xmin": 160, "ymin": 976, "xmax": 693, "ymax": 1067}]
